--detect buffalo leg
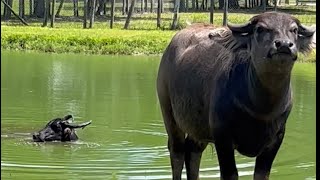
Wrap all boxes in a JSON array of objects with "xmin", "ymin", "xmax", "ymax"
[
  {"xmin": 253, "ymin": 129, "xmax": 285, "ymax": 180},
  {"xmin": 185, "ymin": 136, "xmax": 208, "ymax": 180},
  {"xmin": 158, "ymin": 95, "xmax": 185, "ymax": 179},
  {"xmin": 214, "ymin": 135, "xmax": 238, "ymax": 180}
]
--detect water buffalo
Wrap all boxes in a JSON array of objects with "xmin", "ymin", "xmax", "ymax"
[
  {"xmin": 156, "ymin": 12, "xmax": 315, "ymax": 180},
  {"xmin": 33, "ymin": 115, "xmax": 92, "ymax": 142}
]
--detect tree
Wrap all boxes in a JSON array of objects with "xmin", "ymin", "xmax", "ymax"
[
  {"xmin": 19, "ymin": 0, "xmax": 25, "ymax": 18},
  {"xmin": 171, "ymin": 0, "xmax": 180, "ymax": 30},
  {"xmin": 219, "ymin": 0, "xmax": 238, "ymax": 9},
  {"xmin": 156, "ymin": 0, "xmax": 161, "ymax": 28},
  {"xmin": 110, "ymin": 0, "xmax": 115, "ymax": 28},
  {"xmin": 34, "ymin": 0, "xmax": 45, "ymax": 17},
  {"xmin": 124, "ymin": 0, "xmax": 136, "ymax": 29},
  {"xmin": 55, "ymin": 0, "xmax": 64, "ymax": 17}
]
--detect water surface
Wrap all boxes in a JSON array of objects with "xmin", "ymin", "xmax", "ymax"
[{"xmin": 1, "ymin": 51, "xmax": 316, "ymax": 180}]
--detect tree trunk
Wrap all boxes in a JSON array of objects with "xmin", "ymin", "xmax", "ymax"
[
  {"xmin": 1, "ymin": 0, "xmax": 28, "ymax": 24},
  {"xmin": 4, "ymin": 0, "xmax": 13, "ymax": 20},
  {"xmin": 144, "ymin": 0, "xmax": 147, "ymax": 12},
  {"xmin": 50, "ymin": 0, "xmax": 55, "ymax": 27},
  {"xmin": 42, "ymin": 0, "xmax": 50, "ymax": 27},
  {"xmin": 29, "ymin": 0, "xmax": 33, "ymax": 16},
  {"xmin": 124, "ymin": 0, "xmax": 135, "ymax": 29},
  {"xmin": 150, "ymin": 0, "xmax": 153, "ymax": 12},
  {"xmin": 140, "ymin": 0, "xmax": 144, "ymax": 13},
  {"xmin": 180, "ymin": 0, "xmax": 185, "ymax": 12},
  {"xmin": 191, "ymin": 0, "xmax": 195, "ymax": 10},
  {"xmin": 55, "ymin": 0, "xmax": 64, "ymax": 16},
  {"xmin": 126, "ymin": 0, "xmax": 129, "ymax": 13},
  {"xmin": 122, "ymin": 0, "xmax": 126, "ymax": 14},
  {"xmin": 171, "ymin": 0, "xmax": 180, "ymax": 30},
  {"xmin": 83, "ymin": 0, "xmax": 88, "ymax": 28},
  {"xmin": 19, "ymin": 0, "xmax": 25, "ymax": 18},
  {"xmin": 196, "ymin": 0, "xmax": 198, "ymax": 9},
  {"xmin": 89, "ymin": 0, "xmax": 96, "ymax": 28},
  {"xmin": 34, "ymin": 0, "xmax": 45, "ymax": 17},
  {"xmin": 185, "ymin": 0, "xmax": 188, "ymax": 11},
  {"xmin": 160, "ymin": 0, "xmax": 163, "ymax": 12},
  {"xmin": 73, "ymin": 0, "xmax": 78, "ymax": 16},
  {"xmin": 110, "ymin": 0, "xmax": 115, "ymax": 28},
  {"xmin": 103, "ymin": 0, "xmax": 106, "ymax": 14},
  {"xmin": 222, "ymin": 0, "xmax": 227, "ymax": 26},
  {"xmin": 156, "ymin": 0, "xmax": 161, "ymax": 27},
  {"xmin": 210, "ymin": 0, "xmax": 213, "ymax": 24}
]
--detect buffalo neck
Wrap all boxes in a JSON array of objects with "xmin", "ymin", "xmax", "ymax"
[{"xmin": 243, "ymin": 62, "xmax": 292, "ymax": 117}]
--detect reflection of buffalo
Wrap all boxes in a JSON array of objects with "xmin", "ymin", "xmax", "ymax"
[
  {"xmin": 33, "ymin": 115, "xmax": 91, "ymax": 142},
  {"xmin": 157, "ymin": 12, "xmax": 315, "ymax": 180}
]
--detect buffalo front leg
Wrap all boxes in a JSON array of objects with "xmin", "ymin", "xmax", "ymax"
[
  {"xmin": 253, "ymin": 128, "xmax": 286, "ymax": 180},
  {"xmin": 214, "ymin": 134, "xmax": 238, "ymax": 180},
  {"xmin": 185, "ymin": 136, "xmax": 208, "ymax": 180}
]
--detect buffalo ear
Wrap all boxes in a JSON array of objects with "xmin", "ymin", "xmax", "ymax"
[{"xmin": 297, "ymin": 24, "xmax": 316, "ymax": 54}]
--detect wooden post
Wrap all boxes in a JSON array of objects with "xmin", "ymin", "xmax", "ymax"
[
  {"xmin": 83, "ymin": 0, "xmax": 88, "ymax": 28},
  {"xmin": 50, "ymin": 0, "xmax": 55, "ymax": 27},
  {"xmin": 222, "ymin": 0, "xmax": 227, "ymax": 26},
  {"xmin": 156, "ymin": 0, "xmax": 161, "ymax": 28},
  {"xmin": 210, "ymin": 0, "xmax": 213, "ymax": 24},
  {"xmin": 110, "ymin": 0, "xmax": 115, "ymax": 28}
]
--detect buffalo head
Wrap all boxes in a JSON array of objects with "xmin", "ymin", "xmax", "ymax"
[
  {"xmin": 33, "ymin": 115, "xmax": 92, "ymax": 142},
  {"xmin": 226, "ymin": 12, "xmax": 315, "ymax": 75}
]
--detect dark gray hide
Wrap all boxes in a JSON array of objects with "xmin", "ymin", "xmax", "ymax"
[
  {"xmin": 156, "ymin": 12, "xmax": 315, "ymax": 180},
  {"xmin": 33, "ymin": 115, "xmax": 92, "ymax": 142}
]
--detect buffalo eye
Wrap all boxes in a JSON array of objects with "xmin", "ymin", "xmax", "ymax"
[
  {"xmin": 290, "ymin": 28, "xmax": 298, "ymax": 35},
  {"xmin": 256, "ymin": 26, "xmax": 264, "ymax": 33}
]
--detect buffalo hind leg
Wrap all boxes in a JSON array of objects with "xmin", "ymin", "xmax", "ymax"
[
  {"xmin": 254, "ymin": 128, "xmax": 285, "ymax": 180},
  {"xmin": 158, "ymin": 95, "xmax": 185, "ymax": 180},
  {"xmin": 185, "ymin": 136, "xmax": 208, "ymax": 180}
]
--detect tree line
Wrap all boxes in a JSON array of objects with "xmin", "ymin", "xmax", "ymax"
[{"xmin": 2, "ymin": 0, "xmax": 280, "ymax": 29}]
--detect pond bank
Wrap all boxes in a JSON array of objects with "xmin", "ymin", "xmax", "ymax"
[{"xmin": 1, "ymin": 25, "xmax": 316, "ymax": 62}]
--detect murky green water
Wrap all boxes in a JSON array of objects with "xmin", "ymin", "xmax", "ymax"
[{"xmin": 1, "ymin": 51, "xmax": 315, "ymax": 180}]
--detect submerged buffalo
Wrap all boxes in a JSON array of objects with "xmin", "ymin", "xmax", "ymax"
[
  {"xmin": 33, "ymin": 115, "xmax": 92, "ymax": 142},
  {"xmin": 157, "ymin": 12, "xmax": 315, "ymax": 180}
]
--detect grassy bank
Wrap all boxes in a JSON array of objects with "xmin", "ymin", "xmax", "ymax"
[{"xmin": 1, "ymin": 11, "xmax": 316, "ymax": 62}]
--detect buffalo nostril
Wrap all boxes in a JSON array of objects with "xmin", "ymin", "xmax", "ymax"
[
  {"xmin": 274, "ymin": 40, "xmax": 281, "ymax": 48},
  {"xmin": 288, "ymin": 42, "xmax": 293, "ymax": 48}
]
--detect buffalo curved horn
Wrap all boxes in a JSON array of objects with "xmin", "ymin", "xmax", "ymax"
[
  {"xmin": 64, "ymin": 120, "xmax": 92, "ymax": 129},
  {"xmin": 63, "ymin": 114, "xmax": 74, "ymax": 123},
  {"xmin": 298, "ymin": 24, "xmax": 316, "ymax": 37},
  {"xmin": 227, "ymin": 22, "xmax": 253, "ymax": 34}
]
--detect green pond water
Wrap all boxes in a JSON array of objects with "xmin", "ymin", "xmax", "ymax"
[{"xmin": 1, "ymin": 51, "xmax": 315, "ymax": 180}]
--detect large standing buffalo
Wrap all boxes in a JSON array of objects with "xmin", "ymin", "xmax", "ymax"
[{"xmin": 156, "ymin": 12, "xmax": 315, "ymax": 180}]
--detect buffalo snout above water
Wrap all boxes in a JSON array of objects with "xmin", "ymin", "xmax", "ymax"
[
  {"xmin": 33, "ymin": 115, "xmax": 92, "ymax": 142},
  {"xmin": 157, "ymin": 12, "xmax": 315, "ymax": 180}
]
